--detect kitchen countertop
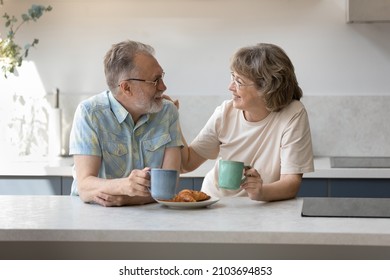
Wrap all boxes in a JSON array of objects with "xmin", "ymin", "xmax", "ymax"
[
  {"xmin": 0, "ymin": 195, "xmax": 389, "ymax": 259},
  {"xmin": 1, "ymin": 156, "xmax": 390, "ymax": 179},
  {"xmin": 305, "ymin": 157, "xmax": 390, "ymax": 178}
]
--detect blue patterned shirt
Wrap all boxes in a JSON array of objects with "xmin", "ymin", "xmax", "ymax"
[{"xmin": 69, "ymin": 91, "xmax": 183, "ymax": 195}]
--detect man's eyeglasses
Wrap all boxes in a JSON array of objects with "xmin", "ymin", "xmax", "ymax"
[
  {"xmin": 118, "ymin": 72, "xmax": 165, "ymax": 87},
  {"xmin": 230, "ymin": 72, "xmax": 255, "ymax": 89}
]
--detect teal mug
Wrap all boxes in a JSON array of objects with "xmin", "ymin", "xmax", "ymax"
[
  {"xmin": 149, "ymin": 168, "xmax": 178, "ymax": 200},
  {"xmin": 218, "ymin": 160, "xmax": 249, "ymax": 190}
]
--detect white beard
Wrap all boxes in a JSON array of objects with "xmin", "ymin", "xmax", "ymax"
[
  {"xmin": 147, "ymin": 99, "xmax": 163, "ymax": 113},
  {"xmin": 134, "ymin": 95, "xmax": 163, "ymax": 114}
]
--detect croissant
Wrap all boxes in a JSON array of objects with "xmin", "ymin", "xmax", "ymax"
[
  {"xmin": 191, "ymin": 190, "xmax": 210, "ymax": 201},
  {"xmin": 169, "ymin": 189, "xmax": 210, "ymax": 202}
]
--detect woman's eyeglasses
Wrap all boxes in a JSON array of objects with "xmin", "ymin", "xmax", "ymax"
[{"xmin": 230, "ymin": 72, "xmax": 255, "ymax": 89}]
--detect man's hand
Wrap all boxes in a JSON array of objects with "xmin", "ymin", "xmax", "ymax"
[
  {"xmin": 91, "ymin": 167, "xmax": 153, "ymax": 207},
  {"xmin": 123, "ymin": 167, "xmax": 151, "ymax": 197},
  {"xmin": 93, "ymin": 193, "xmax": 155, "ymax": 207}
]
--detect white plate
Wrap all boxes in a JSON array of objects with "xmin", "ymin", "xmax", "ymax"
[{"xmin": 156, "ymin": 197, "xmax": 219, "ymax": 209}]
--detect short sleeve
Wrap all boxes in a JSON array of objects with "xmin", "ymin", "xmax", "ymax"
[
  {"xmin": 280, "ymin": 107, "xmax": 314, "ymax": 174},
  {"xmin": 166, "ymin": 101, "xmax": 184, "ymax": 148},
  {"xmin": 69, "ymin": 103, "xmax": 102, "ymax": 156},
  {"xmin": 190, "ymin": 104, "xmax": 223, "ymax": 160}
]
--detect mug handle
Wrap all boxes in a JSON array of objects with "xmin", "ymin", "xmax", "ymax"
[
  {"xmin": 240, "ymin": 165, "xmax": 252, "ymax": 183},
  {"xmin": 146, "ymin": 170, "xmax": 151, "ymax": 192}
]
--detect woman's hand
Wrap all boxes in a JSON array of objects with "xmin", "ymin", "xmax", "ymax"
[
  {"xmin": 163, "ymin": 94, "xmax": 179, "ymax": 109},
  {"xmin": 240, "ymin": 167, "xmax": 264, "ymax": 201}
]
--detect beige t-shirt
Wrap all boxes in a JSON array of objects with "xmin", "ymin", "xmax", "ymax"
[{"xmin": 191, "ymin": 99, "xmax": 314, "ymax": 198}]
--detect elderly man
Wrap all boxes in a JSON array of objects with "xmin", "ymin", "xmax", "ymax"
[{"xmin": 69, "ymin": 40, "xmax": 182, "ymax": 206}]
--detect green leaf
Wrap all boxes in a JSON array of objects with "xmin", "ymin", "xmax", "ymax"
[
  {"xmin": 7, "ymin": 30, "xmax": 15, "ymax": 39},
  {"xmin": 3, "ymin": 13, "xmax": 10, "ymax": 20},
  {"xmin": 1, "ymin": 4, "xmax": 52, "ymax": 78},
  {"xmin": 29, "ymin": 5, "xmax": 45, "ymax": 20},
  {"xmin": 21, "ymin": 13, "xmax": 30, "ymax": 22}
]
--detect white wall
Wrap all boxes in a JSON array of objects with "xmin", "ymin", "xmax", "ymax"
[
  {"xmin": 2, "ymin": 0, "xmax": 390, "ymax": 97},
  {"xmin": 2, "ymin": 0, "xmax": 390, "ymax": 158}
]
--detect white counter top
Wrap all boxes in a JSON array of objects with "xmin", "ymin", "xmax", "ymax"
[
  {"xmin": 1, "ymin": 195, "xmax": 389, "ymax": 259},
  {"xmin": 305, "ymin": 157, "xmax": 390, "ymax": 179},
  {"xmin": 1, "ymin": 156, "xmax": 390, "ymax": 179},
  {"xmin": 1, "ymin": 195, "xmax": 388, "ymax": 245}
]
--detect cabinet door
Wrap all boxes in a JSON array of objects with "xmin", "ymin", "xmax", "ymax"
[
  {"xmin": 0, "ymin": 176, "xmax": 61, "ymax": 195},
  {"xmin": 178, "ymin": 178, "xmax": 194, "ymax": 191},
  {"xmin": 330, "ymin": 179, "xmax": 390, "ymax": 198},
  {"xmin": 298, "ymin": 179, "xmax": 328, "ymax": 197},
  {"xmin": 62, "ymin": 177, "xmax": 73, "ymax": 195},
  {"xmin": 193, "ymin": 178, "xmax": 204, "ymax": 191},
  {"xmin": 178, "ymin": 177, "xmax": 204, "ymax": 191},
  {"xmin": 63, "ymin": 177, "xmax": 202, "ymax": 195}
]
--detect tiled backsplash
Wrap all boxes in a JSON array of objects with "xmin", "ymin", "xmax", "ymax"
[
  {"xmin": 3, "ymin": 94, "xmax": 389, "ymax": 158},
  {"xmin": 180, "ymin": 95, "xmax": 390, "ymax": 157},
  {"xmin": 302, "ymin": 96, "xmax": 390, "ymax": 157},
  {"xmin": 61, "ymin": 95, "xmax": 390, "ymax": 157}
]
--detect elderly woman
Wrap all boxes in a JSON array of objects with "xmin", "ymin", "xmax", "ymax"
[{"xmin": 180, "ymin": 43, "xmax": 314, "ymax": 201}]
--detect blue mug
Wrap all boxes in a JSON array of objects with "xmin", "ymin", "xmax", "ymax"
[{"xmin": 149, "ymin": 168, "xmax": 178, "ymax": 200}]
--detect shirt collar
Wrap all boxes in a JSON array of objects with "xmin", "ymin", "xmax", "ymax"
[
  {"xmin": 107, "ymin": 91, "xmax": 150, "ymax": 127},
  {"xmin": 108, "ymin": 91, "xmax": 128, "ymax": 124}
]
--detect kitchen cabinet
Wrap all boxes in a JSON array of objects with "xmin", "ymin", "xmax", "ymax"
[
  {"xmin": 180, "ymin": 177, "xmax": 203, "ymax": 191},
  {"xmin": 0, "ymin": 176, "xmax": 62, "ymax": 195},
  {"xmin": 2, "ymin": 175, "xmax": 390, "ymax": 198},
  {"xmin": 61, "ymin": 177, "xmax": 203, "ymax": 196},
  {"xmin": 299, "ymin": 178, "xmax": 390, "ymax": 198},
  {"xmin": 347, "ymin": 0, "xmax": 390, "ymax": 22},
  {"xmin": 62, "ymin": 176, "xmax": 73, "ymax": 195},
  {"xmin": 177, "ymin": 177, "xmax": 390, "ymax": 198},
  {"xmin": 183, "ymin": 177, "xmax": 390, "ymax": 198},
  {"xmin": 330, "ymin": 179, "xmax": 390, "ymax": 198},
  {"xmin": 0, "ymin": 176, "xmax": 75, "ymax": 195},
  {"xmin": 298, "ymin": 179, "xmax": 329, "ymax": 197}
]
